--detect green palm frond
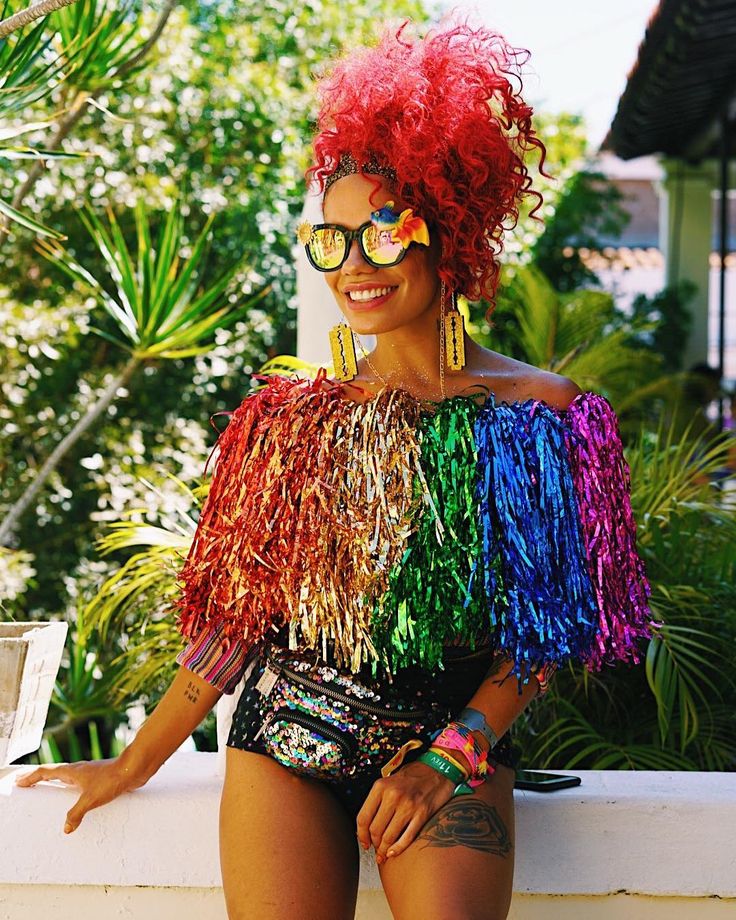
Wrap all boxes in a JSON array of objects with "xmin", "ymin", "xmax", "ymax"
[
  {"xmin": 0, "ymin": 196, "xmax": 66, "ymax": 238},
  {"xmin": 106, "ymin": 619, "xmax": 181, "ymax": 701},
  {"xmin": 560, "ymin": 327, "xmax": 657, "ymax": 393},
  {"xmin": 83, "ymin": 475, "xmax": 200, "ymax": 704},
  {"xmin": 88, "ymin": 542, "xmax": 182, "ymax": 635},
  {"xmin": 490, "ymin": 264, "xmax": 662, "ymax": 410},
  {"xmin": 51, "ymin": 0, "xmax": 148, "ymax": 91},
  {"xmin": 84, "ymin": 538, "xmax": 187, "ymax": 704},
  {"xmin": 0, "ymin": 2, "xmax": 114, "ymax": 235},
  {"xmin": 527, "ymin": 699, "xmax": 699, "ymax": 770},
  {"xmin": 256, "ymin": 354, "xmax": 326, "ymax": 381},
  {"xmin": 697, "ymin": 704, "xmax": 736, "ymax": 771},
  {"xmin": 505, "ymin": 263, "xmax": 561, "ymax": 367},
  {"xmin": 35, "ymin": 197, "xmax": 270, "ymax": 357},
  {"xmin": 629, "ymin": 413, "xmax": 736, "ymax": 530},
  {"xmin": 0, "ymin": 4, "xmax": 70, "ymax": 116},
  {"xmin": 645, "ymin": 621, "xmax": 732, "ymax": 747},
  {"xmin": 51, "ymin": 604, "xmax": 129, "ymax": 726}
]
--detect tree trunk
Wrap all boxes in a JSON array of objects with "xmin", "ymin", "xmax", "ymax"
[{"xmin": 0, "ymin": 354, "xmax": 141, "ymax": 547}]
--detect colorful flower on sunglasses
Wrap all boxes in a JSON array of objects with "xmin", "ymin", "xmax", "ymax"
[
  {"xmin": 297, "ymin": 221, "xmax": 314, "ymax": 245},
  {"xmin": 370, "ymin": 201, "xmax": 430, "ymax": 249}
]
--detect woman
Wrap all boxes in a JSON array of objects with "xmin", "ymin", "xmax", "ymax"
[{"xmin": 16, "ymin": 19, "xmax": 657, "ymax": 920}]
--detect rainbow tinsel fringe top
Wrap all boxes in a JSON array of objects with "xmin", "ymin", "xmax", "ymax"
[{"xmin": 174, "ymin": 369, "xmax": 658, "ymax": 684}]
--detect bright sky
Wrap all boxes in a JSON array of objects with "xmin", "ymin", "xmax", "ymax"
[{"xmin": 444, "ymin": 0, "xmax": 660, "ymax": 148}]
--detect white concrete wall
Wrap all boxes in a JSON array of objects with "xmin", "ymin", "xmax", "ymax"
[{"xmin": 2, "ymin": 753, "xmax": 735, "ymax": 919}]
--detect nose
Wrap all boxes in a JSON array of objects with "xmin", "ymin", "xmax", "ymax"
[{"xmin": 341, "ymin": 236, "xmax": 376, "ymax": 275}]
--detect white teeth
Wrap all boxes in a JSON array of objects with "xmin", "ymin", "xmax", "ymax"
[{"xmin": 347, "ymin": 287, "xmax": 394, "ymax": 302}]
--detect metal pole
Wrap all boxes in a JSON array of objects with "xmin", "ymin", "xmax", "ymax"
[{"xmin": 717, "ymin": 109, "xmax": 730, "ymax": 433}]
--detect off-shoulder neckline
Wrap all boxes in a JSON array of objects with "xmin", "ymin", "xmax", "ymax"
[
  {"xmin": 255, "ymin": 370, "xmax": 592, "ymax": 414},
  {"xmin": 330, "ymin": 379, "xmax": 581, "ymax": 414}
]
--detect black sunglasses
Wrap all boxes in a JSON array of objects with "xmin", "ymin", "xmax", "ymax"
[{"xmin": 302, "ymin": 221, "xmax": 419, "ymax": 272}]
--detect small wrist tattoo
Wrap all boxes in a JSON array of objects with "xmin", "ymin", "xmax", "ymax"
[{"xmin": 184, "ymin": 680, "xmax": 201, "ymax": 705}]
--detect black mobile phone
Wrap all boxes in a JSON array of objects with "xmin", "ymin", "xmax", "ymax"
[{"xmin": 514, "ymin": 769, "xmax": 581, "ymax": 792}]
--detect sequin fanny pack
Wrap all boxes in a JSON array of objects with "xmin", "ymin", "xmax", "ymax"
[{"xmin": 240, "ymin": 643, "xmax": 449, "ymax": 782}]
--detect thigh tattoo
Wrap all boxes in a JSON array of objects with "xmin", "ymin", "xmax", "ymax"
[{"xmin": 417, "ymin": 799, "xmax": 512, "ymax": 857}]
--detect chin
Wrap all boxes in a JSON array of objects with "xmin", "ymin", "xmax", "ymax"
[{"xmin": 344, "ymin": 317, "xmax": 390, "ymax": 337}]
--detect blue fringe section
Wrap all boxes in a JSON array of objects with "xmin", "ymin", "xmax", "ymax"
[{"xmin": 473, "ymin": 399, "xmax": 599, "ymax": 687}]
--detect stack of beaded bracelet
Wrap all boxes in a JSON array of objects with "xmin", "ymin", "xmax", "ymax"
[{"xmin": 429, "ymin": 721, "xmax": 493, "ymax": 787}]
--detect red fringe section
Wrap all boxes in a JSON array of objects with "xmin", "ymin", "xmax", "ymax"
[{"xmin": 174, "ymin": 370, "xmax": 344, "ymax": 645}]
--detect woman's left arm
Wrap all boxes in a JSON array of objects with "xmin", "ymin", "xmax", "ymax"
[
  {"xmin": 357, "ymin": 377, "xmax": 576, "ymax": 860},
  {"xmin": 356, "ymin": 653, "xmax": 542, "ymax": 863}
]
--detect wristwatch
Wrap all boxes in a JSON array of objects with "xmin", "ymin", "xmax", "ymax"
[{"xmin": 457, "ymin": 706, "xmax": 499, "ymax": 750}]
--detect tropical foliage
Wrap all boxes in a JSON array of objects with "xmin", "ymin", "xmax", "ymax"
[
  {"xmin": 0, "ymin": 197, "xmax": 266, "ymax": 547},
  {"xmin": 1, "ymin": 0, "xmax": 429, "ymax": 760},
  {"xmin": 517, "ymin": 417, "xmax": 736, "ymax": 770}
]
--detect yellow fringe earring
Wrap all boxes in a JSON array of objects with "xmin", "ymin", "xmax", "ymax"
[
  {"xmin": 444, "ymin": 289, "xmax": 466, "ymax": 371},
  {"xmin": 329, "ymin": 322, "xmax": 358, "ymax": 381}
]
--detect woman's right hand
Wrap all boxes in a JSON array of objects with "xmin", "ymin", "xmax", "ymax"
[
  {"xmin": 14, "ymin": 756, "xmax": 147, "ymax": 834},
  {"xmin": 13, "ymin": 667, "xmax": 222, "ymax": 836}
]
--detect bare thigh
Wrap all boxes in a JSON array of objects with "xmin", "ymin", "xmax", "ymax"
[
  {"xmin": 219, "ymin": 747, "xmax": 360, "ymax": 920},
  {"xmin": 379, "ymin": 761, "xmax": 516, "ymax": 920}
]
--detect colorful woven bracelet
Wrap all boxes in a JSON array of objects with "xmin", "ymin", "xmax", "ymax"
[{"xmin": 431, "ymin": 722, "xmax": 490, "ymax": 786}]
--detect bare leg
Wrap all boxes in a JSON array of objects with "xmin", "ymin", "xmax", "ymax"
[
  {"xmin": 379, "ymin": 761, "xmax": 516, "ymax": 920},
  {"xmin": 220, "ymin": 747, "xmax": 360, "ymax": 920}
]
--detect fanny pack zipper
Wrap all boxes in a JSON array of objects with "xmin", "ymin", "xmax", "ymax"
[
  {"xmin": 258, "ymin": 657, "xmax": 429, "ymax": 720},
  {"xmin": 254, "ymin": 707, "xmax": 357, "ymax": 757}
]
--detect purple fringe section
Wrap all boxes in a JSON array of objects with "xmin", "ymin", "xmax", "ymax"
[{"xmin": 565, "ymin": 392, "xmax": 659, "ymax": 671}]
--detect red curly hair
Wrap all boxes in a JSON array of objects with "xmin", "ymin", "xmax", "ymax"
[{"xmin": 306, "ymin": 17, "xmax": 547, "ymax": 306}]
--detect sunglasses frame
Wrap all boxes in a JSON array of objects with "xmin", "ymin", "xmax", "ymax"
[{"xmin": 303, "ymin": 221, "xmax": 413, "ymax": 272}]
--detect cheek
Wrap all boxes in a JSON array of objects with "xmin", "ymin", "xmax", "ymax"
[
  {"xmin": 324, "ymin": 273, "xmax": 340, "ymax": 298},
  {"xmin": 403, "ymin": 256, "xmax": 438, "ymax": 298}
]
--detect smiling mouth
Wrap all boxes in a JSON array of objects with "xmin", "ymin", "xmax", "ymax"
[{"xmin": 346, "ymin": 286, "xmax": 398, "ymax": 304}]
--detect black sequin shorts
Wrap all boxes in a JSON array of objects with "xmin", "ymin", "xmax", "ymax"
[{"xmin": 227, "ymin": 644, "xmax": 519, "ymax": 819}]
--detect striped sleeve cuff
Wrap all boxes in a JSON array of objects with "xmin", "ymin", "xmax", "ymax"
[
  {"xmin": 530, "ymin": 660, "xmax": 557, "ymax": 697},
  {"xmin": 176, "ymin": 620, "xmax": 251, "ymax": 694}
]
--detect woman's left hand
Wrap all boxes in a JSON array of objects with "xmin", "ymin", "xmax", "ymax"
[{"xmin": 356, "ymin": 761, "xmax": 456, "ymax": 862}]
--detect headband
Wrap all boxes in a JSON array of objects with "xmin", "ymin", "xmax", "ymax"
[{"xmin": 324, "ymin": 152, "xmax": 398, "ymax": 192}]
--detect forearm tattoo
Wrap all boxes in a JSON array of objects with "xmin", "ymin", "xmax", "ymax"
[
  {"xmin": 417, "ymin": 799, "xmax": 512, "ymax": 858},
  {"xmin": 184, "ymin": 679, "xmax": 201, "ymax": 705},
  {"xmin": 483, "ymin": 653, "xmax": 510, "ymax": 682}
]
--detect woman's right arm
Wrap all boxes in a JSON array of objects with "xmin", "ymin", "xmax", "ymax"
[
  {"xmin": 17, "ymin": 390, "xmax": 263, "ymax": 833},
  {"xmin": 15, "ymin": 665, "xmax": 222, "ymax": 834}
]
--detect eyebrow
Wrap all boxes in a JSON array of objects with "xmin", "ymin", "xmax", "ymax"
[{"xmin": 319, "ymin": 215, "xmax": 374, "ymax": 230}]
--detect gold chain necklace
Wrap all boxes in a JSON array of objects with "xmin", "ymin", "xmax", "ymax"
[{"xmin": 353, "ymin": 281, "xmax": 448, "ymax": 400}]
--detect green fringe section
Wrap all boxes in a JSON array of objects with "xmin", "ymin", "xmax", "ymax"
[{"xmin": 371, "ymin": 398, "xmax": 494, "ymax": 671}]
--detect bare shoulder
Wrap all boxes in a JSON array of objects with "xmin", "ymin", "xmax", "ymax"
[
  {"xmin": 526, "ymin": 368, "xmax": 583, "ymax": 411},
  {"xmin": 475, "ymin": 350, "xmax": 583, "ymax": 411}
]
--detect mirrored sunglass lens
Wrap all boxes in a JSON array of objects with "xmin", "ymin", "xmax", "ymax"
[
  {"xmin": 309, "ymin": 228, "xmax": 346, "ymax": 269},
  {"xmin": 362, "ymin": 225, "xmax": 404, "ymax": 265}
]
